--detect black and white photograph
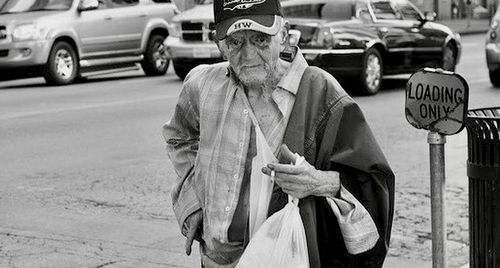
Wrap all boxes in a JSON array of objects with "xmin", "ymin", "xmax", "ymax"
[{"xmin": 0, "ymin": 0, "xmax": 499, "ymax": 267}]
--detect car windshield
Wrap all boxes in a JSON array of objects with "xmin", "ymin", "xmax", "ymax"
[
  {"xmin": 284, "ymin": 1, "xmax": 353, "ymax": 21},
  {"xmin": 0, "ymin": 0, "xmax": 72, "ymax": 14}
]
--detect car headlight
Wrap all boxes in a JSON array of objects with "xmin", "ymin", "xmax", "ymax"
[
  {"xmin": 167, "ymin": 22, "xmax": 181, "ymax": 38},
  {"xmin": 490, "ymin": 21, "xmax": 498, "ymax": 40},
  {"xmin": 311, "ymin": 27, "xmax": 351, "ymax": 48},
  {"xmin": 12, "ymin": 24, "xmax": 48, "ymax": 41},
  {"xmin": 312, "ymin": 27, "xmax": 335, "ymax": 48},
  {"xmin": 491, "ymin": 20, "xmax": 498, "ymax": 30}
]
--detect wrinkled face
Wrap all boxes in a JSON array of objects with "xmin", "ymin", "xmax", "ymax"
[{"xmin": 220, "ymin": 29, "xmax": 283, "ymax": 87}]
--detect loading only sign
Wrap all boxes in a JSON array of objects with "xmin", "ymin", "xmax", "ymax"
[
  {"xmin": 405, "ymin": 68, "xmax": 469, "ymax": 135},
  {"xmin": 405, "ymin": 67, "xmax": 469, "ymax": 268}
]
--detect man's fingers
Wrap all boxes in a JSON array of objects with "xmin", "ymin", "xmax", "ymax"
[
  {"xmin": 268, "ymin": 163, "xmax": 303, "ymax": 175},
  {"xmin": 185, "ymin": 225, "xmax": 198, "ymax": 256}
]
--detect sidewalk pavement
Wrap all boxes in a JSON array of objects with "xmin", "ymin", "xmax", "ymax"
[{"xmin": 438, "ymin": 18, "xmax": 491, "ymax": 35}]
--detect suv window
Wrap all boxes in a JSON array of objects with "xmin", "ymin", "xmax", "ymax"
[
  {"xmin": 111, "ymin": 0, "xmax": 139, "ymax": 7},
  {"xmin": 370, "ymin": 1, "xmax": 400, "ymax": 20},
  {"xmin": 0, "ymin": 0, "xmax": 72, "ymax": 13}
]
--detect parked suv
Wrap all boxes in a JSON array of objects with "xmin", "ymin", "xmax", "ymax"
[{"xmin": 0, "ymin": 0, "xmax": 176, "ymax": 85}]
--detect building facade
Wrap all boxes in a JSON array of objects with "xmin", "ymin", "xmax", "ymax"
[{"xmin": 410, "ymin": 0, "xmax": 498, "ymax": 20}]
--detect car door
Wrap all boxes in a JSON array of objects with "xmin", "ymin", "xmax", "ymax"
[
  {"xmin": 76, "ymin": 0, "xmax": 117, "ymax": 57},
  {"xmin": 392, "ymin": 0, "xmax": 445, "ymax": 69},
  {"xmin": 106, "ymin": 0, "xmax": 147, "ymax": 53},
  {"xmin": 369, "ymin": 0, "xmax": 419, "ymax": 73}
]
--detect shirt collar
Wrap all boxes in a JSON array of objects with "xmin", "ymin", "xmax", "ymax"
[{"xmin": 276, "ymin": 48, "xmax": 308, "ymax": 96}]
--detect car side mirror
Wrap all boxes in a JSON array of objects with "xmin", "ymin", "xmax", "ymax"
[
  {"xmin": 78, "ymin": 0, "xmax": 99, "ymax": 12},
  {"xmin": 423, "ymin": 11, "xmax": 436, "ymax": 22}
]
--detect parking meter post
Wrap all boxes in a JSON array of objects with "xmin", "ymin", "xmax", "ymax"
[{"xmin": 428, "ymin": 131, "xmax": 447, "ymax": 268}]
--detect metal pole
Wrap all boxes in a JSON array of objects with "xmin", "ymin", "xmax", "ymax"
[{"xmin": 428, "ymin": 132, "xmax": 447, "ymax": 268}]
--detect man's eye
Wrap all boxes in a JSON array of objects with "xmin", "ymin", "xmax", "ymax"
[
  {"xmin": 228, "ymin": 38, "xmax": 242, "ymax": 47},
  {"xmin": 253, "ymin": 36, "xmax": 270, "ymax": 46}
]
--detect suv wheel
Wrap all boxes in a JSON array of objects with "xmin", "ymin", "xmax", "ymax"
[
  {"xmin": 489, "ymin": 70, "xmax": 500, "ymax": 87},
  {"xmin": 173, "ymin": 60, "xmax": 193, "ymax": 80},
  {"xmin": 44, "ymin": 41, "xmax": 78, "ymax": 85},
  {"xmin": 442, "ymin": 43, "xmax": 456, "ymax": 72},
  {"xmin": 142, "ymin": 34, "xmax": 169, "ymax": 76},
  {"xmin": 358, "ymin": 48, "xmax": 383, "ymax": 95}
]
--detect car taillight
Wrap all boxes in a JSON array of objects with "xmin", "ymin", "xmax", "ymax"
[
  {"xmin": 490, "ymin": 21, "xmax": 498, "ymax": 40},
  {"xmin": 312, "ymin": 27, "xmax": 335, "ymax": 48}
]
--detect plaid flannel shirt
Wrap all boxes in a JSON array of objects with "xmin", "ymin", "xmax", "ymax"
[{"xmin": 163, "ymin": 51, "xmax": 378, "ymax": 264}]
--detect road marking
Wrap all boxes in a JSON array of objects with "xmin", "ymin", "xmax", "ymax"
[{"xmin": 0, "ymin": 94, "xmax": 179, "ymax": 121}]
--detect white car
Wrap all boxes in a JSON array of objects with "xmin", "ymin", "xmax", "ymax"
[
  {"xmin": 165, "ymin": 0, "xmax": 220, "ymax": 79},
  {"xmin": 0, "ymin": 0, "xmax": 176, "ymax": 85}
]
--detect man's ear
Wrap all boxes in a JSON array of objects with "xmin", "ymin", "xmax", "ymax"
[
  {"xmin": 280, "ymin": 21, "xmax": 290, "ymax": 45},
  {"xmin": 213, "ymin": 32, "xmax": 228, "ymax": 60}
]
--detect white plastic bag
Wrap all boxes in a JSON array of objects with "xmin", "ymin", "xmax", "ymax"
[
  {"xmin": 236, "ymin": 196, "xmax": 310, "ymax": 268},
  {"xmin": 248, "ymin": 124, "xmax": 278, "ymax": 238}
]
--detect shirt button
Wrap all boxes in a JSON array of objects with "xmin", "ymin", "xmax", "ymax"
[
  {"xmin": 239, "ymin": 142, "xmax": 244, "ymax": 147},
  {"xmin": 243, "ymin": 109, "xmax": 249, "ymax": 114},
  {"xmin": 225, "ymin": 206, "xmax": 230, "ymax": 212},
  {"xmin": 233, "ymin": 174, "xmax": 238, "ymax": 179}
]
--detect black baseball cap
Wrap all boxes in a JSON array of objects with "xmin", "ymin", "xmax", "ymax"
[{"xmin": 214, "ymin": 0, "xmax": 283, "ymax": 40}]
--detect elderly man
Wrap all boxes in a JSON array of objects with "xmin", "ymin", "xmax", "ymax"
[{"xmin": 163, "ymin": 0, "xmax": 394, "ymax": 267}]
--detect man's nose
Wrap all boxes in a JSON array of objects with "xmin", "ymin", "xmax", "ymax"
[{"xmin": 240, "ymin": 41, "xmax": 258, "ymax": 60}]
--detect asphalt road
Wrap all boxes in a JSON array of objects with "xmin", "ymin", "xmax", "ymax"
[{"xmin": 0, "ymin": 33, "xmax": 497, "ymax": 268}]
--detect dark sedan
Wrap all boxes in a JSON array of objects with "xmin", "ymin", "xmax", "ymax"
[{"xmin": 284, "ymin": 0, "xmax": 461, "ymax": 95}]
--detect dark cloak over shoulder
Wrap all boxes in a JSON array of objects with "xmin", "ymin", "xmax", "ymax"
[{"xmin": 267, "ymin": 67, "xmax": 395, "ymax": 268}]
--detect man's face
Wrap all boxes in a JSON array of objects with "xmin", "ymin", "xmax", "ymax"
[{"xmin": 220, "ymin": 29, "xmax": 283, "ymax": 87}]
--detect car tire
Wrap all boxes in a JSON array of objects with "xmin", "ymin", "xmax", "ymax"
[
  {"xmin": 142, "ymin": 34, "xmax": 169, "ymax": 76},
  {"xmin": 173, "ymin": 61, "xmax": 194, "ymax": 80},
  {"xmin": 358, "ymin": 48, "xmax": 383, "ymax": 95},
  {"xmin": 442, "ymin": 43, "xmax": 457, "ymax": 72},
  {"xmin": 43, "ymin": 41, "xmax": 78, "ymax": 85},
  {"xmin": 489, "ymin": 70, "xmax": 500, "ymax": 87}
]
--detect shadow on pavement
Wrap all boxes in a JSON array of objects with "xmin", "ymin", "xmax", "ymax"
[{"xmin": 0, "ymin": 73, "xmax": 158, "ymax": 90}]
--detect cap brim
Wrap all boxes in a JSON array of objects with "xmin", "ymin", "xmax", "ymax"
[{"xmin": 215, "ymin": 15, "xmax": 281, "ymax": 40}]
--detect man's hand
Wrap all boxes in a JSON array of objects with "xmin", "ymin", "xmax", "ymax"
[
  {"xmin": 261, "ymin": 144, "xmax": 340, "ymax": 199},
  {"xmin": 182, "ymin": 209, "xmax": 203, "ymax": 256}
]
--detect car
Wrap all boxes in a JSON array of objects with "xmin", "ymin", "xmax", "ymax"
[
  {"xmin": 0, "ymin": 0, "xmax": 177, "ymax": 85},
  {"xmin": 164, "ymin": 0, "xmax": 219, "ymax": 80},
  {"xmin": 486, "ymin": 7, "xmax": 500, "ymax": 87},
  {"xmin": 166, "ymin": 0, "xmax": 461, "ymax": 95},
  {"xmin": 288, "ymin": 0, "xmax": 461, "ymax": 95}
]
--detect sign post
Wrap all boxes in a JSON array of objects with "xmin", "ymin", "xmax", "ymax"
[
  {"xmin": 428, "ymin": 131, "xmax": 446, "ymax": 268},
  {"xmin": 405, "ymin": 68, "xmax": 469, "ymax": 268}
]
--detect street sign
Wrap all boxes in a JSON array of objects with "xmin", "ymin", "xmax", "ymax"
[
  {"xmin": 405, "ymin": 68, "xmax": 469, "ymax": 135},
  {"xmin": 405, "ymin": 68, "xmax": 470, "ymax": 268}
]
